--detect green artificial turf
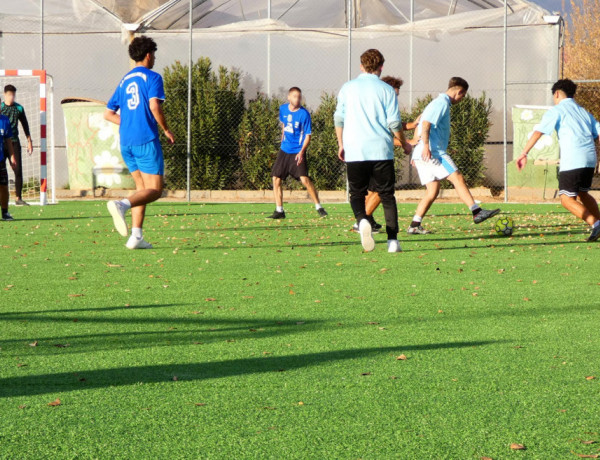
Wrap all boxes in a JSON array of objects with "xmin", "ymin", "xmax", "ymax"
[{"xmin": 1, "ymin": 201, "xmax": 599, "ymax": 459}]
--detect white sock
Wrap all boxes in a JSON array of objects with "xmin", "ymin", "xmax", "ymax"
[
  {"xmin": 469, "ymin": 203, "xmax": 481, "ymax": 212},
  {"xmin": 412, "ymin": 215, "xmax": 423, "ymax": 223},
  {"xmin": 593, "ymin": 220, "xmax": 600, "ymax": 229},
  {"xmin": 132, "ymin": 227, "xmax": 142, "ymax": 239},
  {"xmin": 315, "ymin": 203, "xmax": 323, "ymax": 210},
  {"xmin": 120, "ymin": 199, "xmax": 132, "ymax": 211},
  {"xmin": 276, "ymin": 206, "xmax": 284, "ymax": 213}
]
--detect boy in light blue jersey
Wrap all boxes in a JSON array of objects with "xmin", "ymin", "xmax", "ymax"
[
  {"xmin": 517, "ymin": 79, "xmax": 600, "ymax": 242},
  {"xmin": 334, "ymin": 49, "xmax": 414, "ymax": 253},
  {"xmin": 104, "ymin": 36, "xmax": 175, "ymax": 250},
  {"xmin": 268, "ymin": 87, "xmax": 327, "ymax": 219},
  {"xmin": 408, "ymin": 77, "xmax": 500, "ymax": 234}
]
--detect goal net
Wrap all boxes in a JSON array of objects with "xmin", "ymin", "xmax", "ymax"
[{"xmin": 0, "ymin": 70, "xmax": 54, "ymax": 205}]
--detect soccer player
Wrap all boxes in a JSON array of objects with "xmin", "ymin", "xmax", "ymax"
[
  {"xmin": 334, "ymin": 49, "xmax": 413, "ymax": 253},
  {"xmin": 0, "ymin": 107, "xmax": 16, "ymax": 221},
  {"xmin": 407, "ymin": 77, "xmax": 500, "ymax": 234},
  {"xmin": 268, "ymin": 87, "xmax": 327, "ymax": 219},
  {"xmin": 350, "ymin": 75, "xmax": 421, "ymax": 233},
  {"xmin": 516, "ymin": 79, "xmax": 600, "ymax": 242},
  {"xmin": 1, "ymin": 85, "xmax": 33, "ymax": 206},
  {"xmin": 104, "ymin": 36, "xmax": 175, "ymax": 249}
]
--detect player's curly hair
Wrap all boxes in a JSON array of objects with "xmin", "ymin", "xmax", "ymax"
[
  {"xmin": 360, "ymin": 49, "xmax": 385, "ymax": 74},
  {"xmin": 381, "ymin": 76, "xmax": 404, "ymax": 90},
  {"xmin": 4, "ymin": 85, "xmax": 16, "ymax": 93},
  {"xmin": 448, "ymin": 77, "xmax": 469, "ymax": 91},
  {"xmin": 551, "ymin": 79, "xmax": 577, "ymax": 98},
  {"xmin": 128, "ymin": 36, "xmax": 158, "ymax": 63}
]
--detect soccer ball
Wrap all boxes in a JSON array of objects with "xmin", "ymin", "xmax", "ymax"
[{"xmin": 494, "ymin": 217, "xmax": 514, "ymax": 236}]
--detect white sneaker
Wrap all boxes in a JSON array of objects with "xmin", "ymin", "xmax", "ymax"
[
  {"xmin": 358, "ymin": 219, "xmax": 375, "ymax": 252},
  {"xmin": 126, "ymin": 236, "xmax": 153, "ymax": 250},
  {"xmin": 387, "ymin": 239, "xmax": 402, "ymax": 253},
  {"xmin": 107, "ymin": 201, "xmax": 128, "ymax": 237}
]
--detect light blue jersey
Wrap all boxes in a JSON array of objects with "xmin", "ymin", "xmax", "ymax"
[
  {"xmin": 279, "ymin": 104, "xmax": 311, "ymax": 154},
  {"xmin": 412, "ymin": 93, "xmax": 451, "ymax": 161},
  {"xmin": 334, "ymin": 73, "xmax": 400, "ymax": 162},
  {"xmin": 107, "ymin": 66, "xmax": 166, "ymax": 147},
  {"xmin": 537, "ymin": 98, "xmax": 600, "ymax": 172}
]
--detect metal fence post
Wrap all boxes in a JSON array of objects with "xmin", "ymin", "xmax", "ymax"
[
  {"xmin": 503, "ymin": 0, "xmax": 508, "ymax": 203},
  {"xmin": 187, "ymin": 0, "xmax": 192, "ymax": 202}
]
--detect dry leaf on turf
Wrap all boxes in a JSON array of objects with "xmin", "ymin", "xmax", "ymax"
[
  {"xmin": 510, "ymin": 443, "xmax": 526, "ymax": 450},
  {"xmin": 396, "ymin": 354, "xmax": 407, "ymax": 360},
  {"xmin": 585, "ymin": 376, "xmax": 596, "ymax": 380},
  {"xmin": 571, "ymin": 453, "xmax": 599, "ymax": 458},
  {"xmin": 580, "ymin": 441, "xmax": 597, "ymax": 445},
  {"xmin": 28, "ymin": 341, "xmax": 38, "ymax": 347},
  {"xmin": 47, "ymin": 398, "xmax": 61, "ymax": 407}
]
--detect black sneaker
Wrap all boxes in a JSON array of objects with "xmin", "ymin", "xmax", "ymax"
[
  {"xmin": 473, "ymin": 208, "xmax": 500, "ymax": 224},
  {"xmin": 15, "ymin": 199, "xmax": 29, "ymax": 206},
  {"xmin": 267, "ymin": 210, "xmax": 286, "ymax": 219},
  {"xmin": 352, "ymin": 222, "xmax": 380, "ymax": 234},
  {"xmin": 588, "ymin": 225, "xmax": 600, "ymax": 242},
  {"xmin": 317, "ymin": 208, "xmax": 328, "ymax": 218},
  {"xmin": 2, "ymin": 212, "xmax": 14, "ymax": 221}
]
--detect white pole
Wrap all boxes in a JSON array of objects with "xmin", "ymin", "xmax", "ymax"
[
  {"xmin": 502, "ymin": 0, "xmax": 508, "ymax": 203},
  {"xmin": 187, "ymin": 0, "xmax": 192, "ymax": 202},
  {"xmin": 409, "ymin": 0, "xmax": 414, "ymax": 109},
  {"xmin": 345, "ymin": 0, "xmax": 352, "ymax": 202},
  {"xmin": 49, "ymin": 75, "xmax": 56, "ymax": 204},
  {"xmin": 40, "ymin": 0, "xmax": 44, "ymax": 69},
  {"xmin": 268, "ymin": 0, "xmax": 271, "ymax": 19}
]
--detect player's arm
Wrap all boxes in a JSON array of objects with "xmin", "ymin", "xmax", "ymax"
[
  {"xmin": 391, "ymin": 125, "xmax": 412, "ymax": 155},
  {"xmin": 516, "ymin": 131, "xmax": 543, "ymax": 171},
  {"xmin": 4, "ymin": 137, "xmax": 16, "ymax": 169},
  {"xmin": 420, "ymin": 121, "xmax": 432, "ymax": 161},
  {"xmin": 18, "ymin": 107, "xmax": 33, "ymax": 155},
  {"xmin": 103, "ymin": 108, "xmax": 120, "ymax": 125},
  {"xmin": 334, "ymin": 88, "xmax": 346, "ymax": 161},
  {"xmin": 149, "ymin": 98, "xmax": 175, "ymax": 144},
  {"xmin": 296, "ymin": 134, "xmax": 311, "ymax": 166}
]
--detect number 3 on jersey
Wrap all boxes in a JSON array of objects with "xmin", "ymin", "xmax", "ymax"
[{"xmin": 126, "ymin": 82, "xmax": 140, "ymax": 110}]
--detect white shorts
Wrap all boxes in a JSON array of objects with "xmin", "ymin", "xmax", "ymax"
[{"xmin": 413, "ymin": 155, "xmax": 458, "ymax": 185}]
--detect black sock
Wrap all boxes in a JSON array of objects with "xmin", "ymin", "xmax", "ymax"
[
  {"xmin": 2, "ymin": 208, "xmax": 7, "ymax": 215},
  {"xmin": 472, "ymin": 207, "xmax": 482, "ymax": 216},
  {"xmin": 410, "ymin": 220, "xmax": 421, "ymax": 228}
]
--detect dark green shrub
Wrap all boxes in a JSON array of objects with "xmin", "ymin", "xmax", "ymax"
[
  {"xmin": 161, "ymin": 58, "xmax": 245, "ymax": 190},
  {"xmin": 237, "ymin": 93, "xmax": 283, "ymax": 190},
  {"xmin": 309, "ymin": 93, "xmax": 346, "ymax": 190}
]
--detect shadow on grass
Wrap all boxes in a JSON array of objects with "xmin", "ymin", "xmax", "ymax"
[{"xmin": 0, "ymin": 340, "xmax": 499, "ymax": 398}]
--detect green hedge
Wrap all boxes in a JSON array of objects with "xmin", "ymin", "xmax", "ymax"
[{"xmin": 161, "ymin": 57, "xmax": 491, "ymax": 190}]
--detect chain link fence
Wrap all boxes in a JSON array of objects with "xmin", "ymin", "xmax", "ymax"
[{"xmin": 0, "ymin": 4, "xmax": 569, "ymax": 200}]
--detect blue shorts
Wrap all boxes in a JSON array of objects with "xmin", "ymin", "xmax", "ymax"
[{"xmin": 121, "ymin": 138, "xmax": 164, "ymax": 176}]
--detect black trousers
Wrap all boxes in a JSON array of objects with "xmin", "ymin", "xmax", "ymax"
[
  {"xmin": 11, "ymin": 139, "xmax": 23, "ymax": 198},
  {"xmin": 346, "ymin": 160, "xmax": 398, "ymax": 240}
]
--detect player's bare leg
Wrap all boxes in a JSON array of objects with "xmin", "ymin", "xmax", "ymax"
[
  {"xmin": 267, "ymin": 176, "xmax": 286, "ymax": 219},
  {"xmin": 273, "ymin": 176, "xmax": 283, "ymax": 208},
  {"xmin": 561, "ymin": 193, "xmax": 599, "ymax": 226},
  {"xmin": 446, "ymin": 171, "xmax": 500, "ymax": 223},
  {"xmin": 408, "ymin": 181, "xmax": 439, "ymax": 234},
  {"xmin": 300, "ymin": 176, "xmax": 327, "ymax": 217},
  {"xmin": 578, "ymin": 192, "xmax": 600, "ymax": 242},
  {"xmin": 123, "ymin": 172, "xmax": 162, "ymax": 249},
  {"xmin": 365, "ymin": 191, "xmax": 380, "ymax": 216}
]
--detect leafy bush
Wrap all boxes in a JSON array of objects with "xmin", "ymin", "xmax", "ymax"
[
  {"xmin": 237, "ymin": 93, "xmax": 283, "ymax": 190},
  {"xmin": 162, "ymin": 58, "xmax": 245, "ymax": 190},
  {"xmin": 308, "ymin": 93, "xmax": 346, "ymax": 190}
]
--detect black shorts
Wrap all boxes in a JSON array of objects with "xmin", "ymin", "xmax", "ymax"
[
  {"xmin": 558, "ymin": 167, "xmax": 594, "ymax": 197},
  {"xmin": 0, "ymin": 157, "xmax": 7, "ymax": 186},
  {"xmin": 271, "ymin": 150, "xmax": 308, "ymax": 181}
]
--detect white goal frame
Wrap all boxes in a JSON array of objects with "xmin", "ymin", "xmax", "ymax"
[{"xmin": 0, "ymin": 69, "xmax": 55, "ymax": 205}]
